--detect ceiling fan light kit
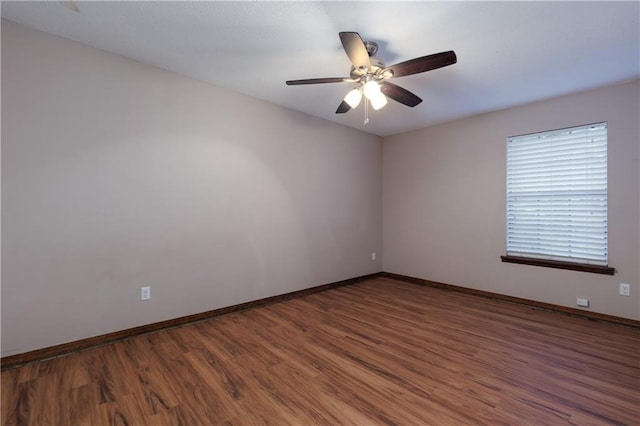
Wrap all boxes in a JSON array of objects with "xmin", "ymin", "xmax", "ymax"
[{"xmin": 286, "ymin": 31, "xmax": 457, "ymax": 125}]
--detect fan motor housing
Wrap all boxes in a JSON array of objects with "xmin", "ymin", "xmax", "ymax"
[{"xmin": 350, "ymin": 57, "xmax": 386, "ymax": 79}]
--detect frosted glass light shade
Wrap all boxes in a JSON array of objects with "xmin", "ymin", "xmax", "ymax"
[
  {"xmin": 344, "ymin": 88, "xmax": 362, "ymax": 109},
  {"xmin": 363, "ymin": 80, "xmax": 387, "ymax": 110},
  {"xmin": 363, "ymin": 80, "xmax": 381, "ymax": 99},
  {"xmin": 369, "ymin": 92, "xmax": 388, "ymax": 110}
]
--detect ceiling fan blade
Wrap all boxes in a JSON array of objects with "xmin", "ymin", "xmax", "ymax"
[
  {"xmin": 336, "ymin": 100, "xmax": 351, "ymax": 114},
  {"xmin": 286, "ymin": 77, "xmax": 346, "ymax": 85},
  {"xmin": 380, "ymin": 81, "xmax": 423, "ymax": 107},
  {"xmin": 339, "ymin": 32, "xmax": 371, "ymax": 72},
  {"xmin": 385, "ymin": 51, "xmax": 457, "ymax": 78}
]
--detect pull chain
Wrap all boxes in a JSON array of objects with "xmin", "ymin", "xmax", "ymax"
[{"xmin": 363, "ymin": 96, "xmax": 369, "ymax": 126}]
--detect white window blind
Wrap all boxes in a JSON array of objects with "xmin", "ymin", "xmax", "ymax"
[{"xmin": 506, "ymin": 122, "xmax": 608, "ymax": 265}]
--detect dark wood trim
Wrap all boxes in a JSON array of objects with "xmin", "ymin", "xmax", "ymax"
[
  {"xmin": 501, "ymin": 255, "xmax": 615, "ymax": 275},
  {"xmin": 381, "ymin": 272, "xmax": 639, "ymax": 328},
  {"xmin": 1, "ymin": 272, "xmax": 383, "ymax": 371}
]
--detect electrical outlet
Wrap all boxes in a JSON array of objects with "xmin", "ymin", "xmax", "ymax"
[
  {"xmin": 141, "ymin": 286, "xmax": 151, "ymax": 301},
  {"xmin": 619, "ymin": 283, "xmax": 630, "ymax": 297},
  {"xmin": 576, "ymin": 298, "xmax": 589, "ymax": 308},
  {"xmin": 371, "ymin": 252, "xmax": 376, "ymax": 261}
]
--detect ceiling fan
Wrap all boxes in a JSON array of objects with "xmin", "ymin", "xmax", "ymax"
[{"xmin": 286, "ymin": 32, "xmax": 457, "ymax": 120}]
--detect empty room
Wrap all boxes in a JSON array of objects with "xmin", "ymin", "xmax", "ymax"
[{"xmin": 1, "ymin": 1, "xmax": 639, "ymax": 425}]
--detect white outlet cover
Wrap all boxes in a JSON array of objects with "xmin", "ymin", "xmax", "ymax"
[
  {"xmin": 619, "ymin": 283, "xmax": 631, "ymax": 296},
  {"xmin": 141, "ymin": 286, "xmax": 151, "ymax": 301}
]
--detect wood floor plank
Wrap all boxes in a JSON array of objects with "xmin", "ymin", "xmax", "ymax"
[{"xmin": 2, "ymin": 277, "xmax": 639, "ymax": 425}]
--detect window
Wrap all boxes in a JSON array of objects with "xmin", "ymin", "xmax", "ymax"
[{"xmin": 501, "ymin": 122, "xmax": 614, "ymax": 274}]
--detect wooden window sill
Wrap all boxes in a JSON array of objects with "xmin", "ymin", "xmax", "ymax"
[{"xmin": 501, "ymin": 255, "xmax": 615, "ymax": 275}]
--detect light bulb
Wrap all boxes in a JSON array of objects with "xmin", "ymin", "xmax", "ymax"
[
  {"xmin": 369, "ymin": 92, "xmax": 388, "ymax": 110},
  {"xmin": 363, "ymin": 80, "xmax": 381, "ymax": 100},
  {"xmin": 344, "ymin": 88, "xmax": 362, "ymax": 109}
]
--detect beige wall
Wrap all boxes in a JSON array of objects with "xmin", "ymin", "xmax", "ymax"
[
  {"xmin": 1, "ymin": 21, "xmax": 382, "ymax": 356},
  {"xmin": 3, "ymin": 20, "xmax": 638, "ymax": 358},
  {"xmin": 383, "ymin": 79, "xmax": 640, "ymax": 320}
]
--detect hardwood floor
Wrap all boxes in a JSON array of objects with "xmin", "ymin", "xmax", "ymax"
[{"xmin": 2, "ymin": 277, "xmax": 639, "ymax": 425}]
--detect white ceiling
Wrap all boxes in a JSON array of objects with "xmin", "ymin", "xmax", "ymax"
[{"xmin": 2, "ymin": 1, "xmax": 639, "ymax": 137}]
